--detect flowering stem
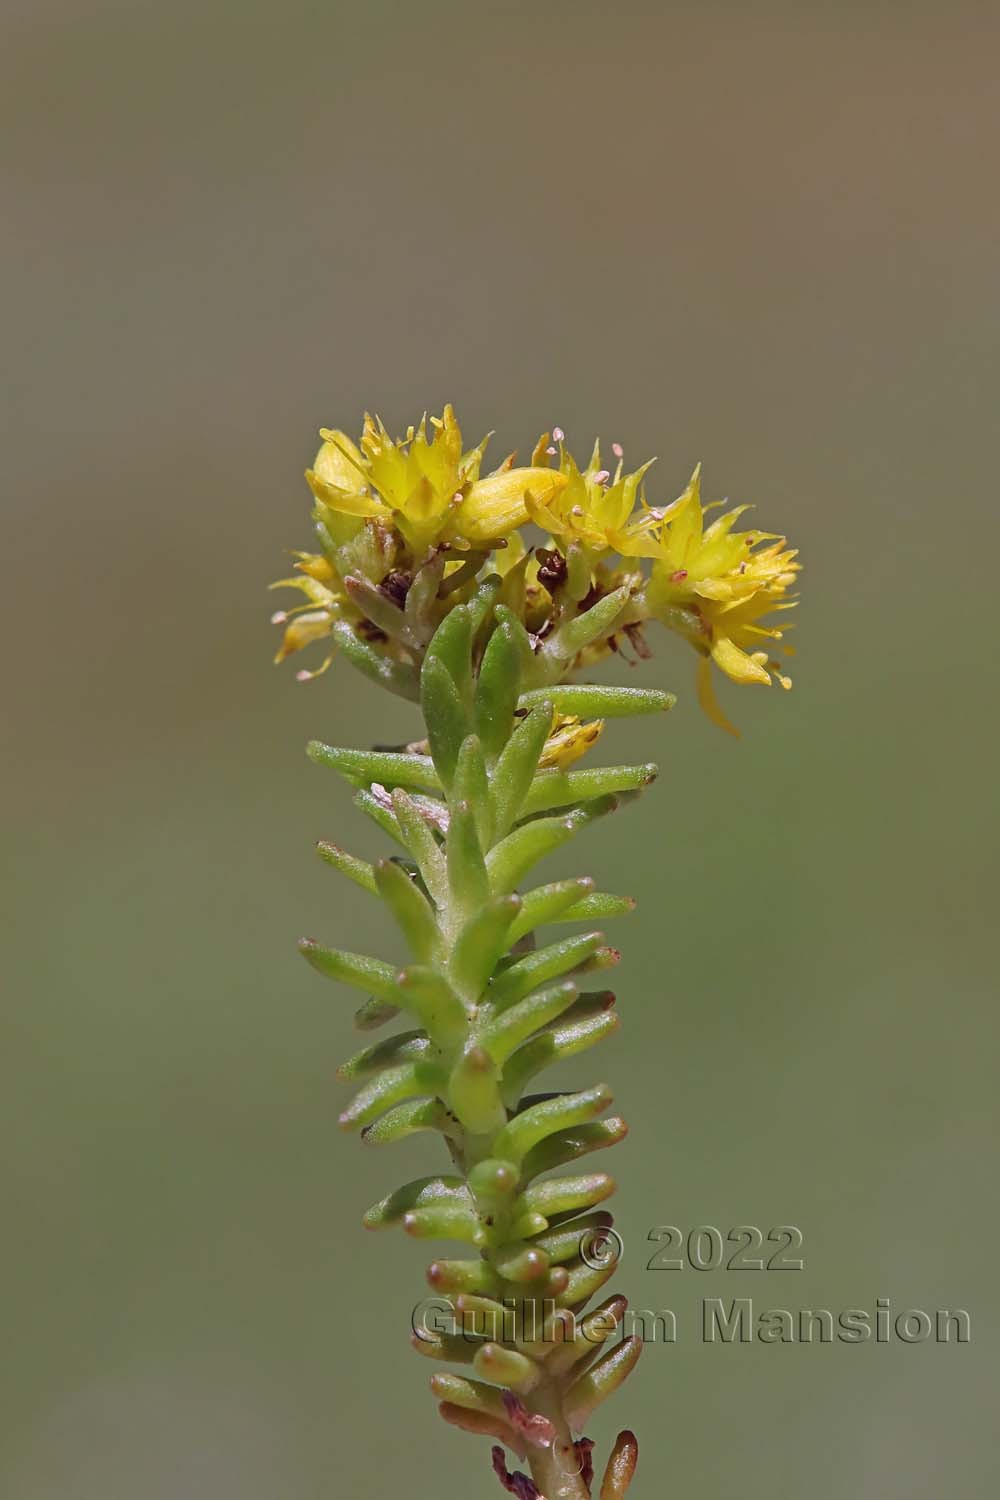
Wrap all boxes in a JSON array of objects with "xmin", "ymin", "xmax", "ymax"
[{"xmin": 301, "ymin": 579, "xmax": 661, "ymax": 1497}]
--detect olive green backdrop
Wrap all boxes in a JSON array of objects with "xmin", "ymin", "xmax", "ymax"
[{"xmin": 3, "ymin": 2, "xmax": 997, "ymax": 1496}]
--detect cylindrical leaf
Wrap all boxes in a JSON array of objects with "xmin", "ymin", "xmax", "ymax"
[{"xmin": 474, "ymin": 621, "xmax": 521, "ymax": 762}]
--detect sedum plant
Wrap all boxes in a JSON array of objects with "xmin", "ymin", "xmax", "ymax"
[{"xmin": 270, "ymin": 408, "xmax": 799, "ymax": 1499}]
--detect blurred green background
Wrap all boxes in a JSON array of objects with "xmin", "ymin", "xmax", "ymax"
[{"xmin": 3, "ymin": 2, "xmax": 997, "ymax": 1496}]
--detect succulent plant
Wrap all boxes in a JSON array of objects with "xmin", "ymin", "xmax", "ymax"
[{"xmin": 271, "ymin": 408, "xmax": 799, "ymax": 1497}]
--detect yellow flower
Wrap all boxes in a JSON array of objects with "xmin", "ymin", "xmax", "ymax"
[
  {"xmin": 645, "ymin": 466, "xmax": 799, "ymax": 734},
  {"xmin": 524, "ymin": 436, "xmax": 660, "ymax": 558},
  {"xmin": 304, "ymin": 405, "xmax": 567, "ymax": 554},
  {"xmin": 538, "ymin": 712, "xmax": 605, "ymax": 768},
  {"xmin": 270, "ymin": 552, "xmax": 351, "ymax": 679}
]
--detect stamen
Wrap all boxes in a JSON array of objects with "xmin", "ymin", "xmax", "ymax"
[
  {"xmin": 612, "ymin": 442, "xmax": 624, "ymax": 458},
  {"xmin": 593, "ymin": 469, "xmax": 610, "ymax": 484},
  {"xmin": 546, "ymin": 445, "xmax": 557, "ymax": 456},
  {"xmin": 270, "ymin": 610, "xmax": 288, "ymax": 625},
  {"xmin": 671, "ymin": 569, "xmax": 688, "ymax": 582},
  {"xmin": 552, "ymin": 426, "xmax": 565, "ymax": 442}
]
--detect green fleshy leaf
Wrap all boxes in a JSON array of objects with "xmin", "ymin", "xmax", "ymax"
[
  {"xmin": 507, "ymin": 877, "xmax": 596, "ymax": 943},
  {"xmin": 374, "ymin": 858, "xmax": 438, "ymax": 962},
  {"xmin": 516, "ymin": 1172, "xmax": 615, "ymax": 1220},
  {"xmin": 531, "ymin": 1211, "xmax": 614, "ymax": 1265},
  {"xmin": 564, "ymin": 1337, "xmax": 642, "ymax": 1430},
  {"xmin": 472, "ymin": 1343, "xmax": 539, "ymax": 1394},
  {"xmin": 490, "ymin": 699, "xmax": 553, "ymax": 836},
  {"xmin": 337, "ymin": 1030, "xmax": 433, "ymax": 1082},
  {"xmin": 533, "ymin": 585, "xmax": 632, "ymax": 679},
  {"xmin": 491, "ymin": 1085, "xmax": 613, "ymax": 1165},
  {"xmin": 520, "ymin": 763, "xmax": 658, "ymax": 819},
  {"xmin": 555, "ymin": 1252, "xmax": 621, "ymax": 1311},
  {"xmin": 493, "ymin": 604, "xmax": 536, "ymax": 676},
  {"xmin": 446, "ymin": 800, "xmax": 489, "ymax": 919},
  {"xmin": 411, "ymin": 1331, "xmax": 480, "ymax": 1365},
  {"xmin": 501, "ymin": 993, "xmax": 620, "ymax": 1104},
  {"xmin": 518, "ymin": 684, "xmax": 676, "ymax": 718},
  {"xmin": 330, "ymin": 618, "xmax": 421, "ymax": 700},
  {"xmin": 521, "ymin": 1117, "xmax": 628, "ymax": 1181},
  {"xmin": 343, "ymin": 574, "xmax": 413, "ymax": 642},
  {"xmin": 420, "ymin": 654, "xmax": 469, "ymax": 789},
  {"xmin": 448, "ymin": 1043, "xmax": 506, "ymax": 1135},
  {"xmin": 426, "ymin": 1259, "xmax": 502, "ymax": 1295},
  {"xmin": 487, "ymin": 930, "xmax": 608, "ymax": 1013},
  {"xmin": 339, "ymin": 1060, "xmax": 445, "ymax": 1131},
  {"xmin": 491, "ymin": 1241, "xmax": 552, "ymax": 1283},
  {"xmin": 425, "ymin": 600, "xmax": 473, "ymax": 702},
  {"xmin": 298, "ymin": 938, "xmax": 399, "ymax": 1000},
  {"xmin": 429, "ymin": 1372, "xmax": 510, "ymax": 1423},
  {"xmin": 453, "ymin": 735, "xmax": 493, "ymax": 849},
  {"xmin": 486, "ymin": 812, "xmax": 579, "ymax": 893},
  {"xmin": 315, "ymin": 840, "xmax": 377, "ymax": 895},
  {"xmin": 361, "ymin": 1097, "xmax": 456, "ymax": 1146},
  {"xmin": 395, "ymin": 965, "xmax": 468, "ymax": 1040},
  {"xmin": 449, "ymin": 894, "xmax": 521, "ymax": 1003},
  {"xmin": 363, "ymin": 1175, "xmax": 469, "ymax": 1229},
  {"xmin": 353, "ymin": 787, "xmax": 407, "ymax": 847},
  {"xmin": 353, "ymin": 996, "xmax": 401, "ymax": 1031},
  {"xmin": 307, "ymin": 742, "xmax": 441, "ymax": 795},
  {"xmin": 391, "ymin": 789, "xmax": 448, "ymax": 907},
  {"xmin": 404, "ymin": 1204, "xmax": 483, "ymax": 1243},
  {"xmin": 474, "ymin": 620, "xmax": 521, "ymax": 763},
  {"xmin": 479, "ymin": 979, "xmax": 581, "ymax": 1064},
  {"xmin": 559, "ymin": 891, "xmax": 635, "ymax": 923}
]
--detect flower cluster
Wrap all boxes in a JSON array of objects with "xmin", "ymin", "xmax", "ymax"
[{"xmin": 272, "ymin": 407, "xmax": 800, "ymax": 732}]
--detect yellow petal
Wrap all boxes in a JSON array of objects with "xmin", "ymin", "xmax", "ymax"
[
  {"xmin": 696, "ymin": 656, "xmax": 740, "ymax": 737},
  {"xmin": 710, "ymin": 635, "xmax": 772, "ymax": 685},
  {"xmin": 461, "ymin": 468, "xmax": 568, "ymax": 542},
  {"xmin": 315, "ymin": 429, "xmax": 367, "ymax": 490},
  {"xmin": 305, "ymin": 469, "xmax": 392, "ymax": 520}
]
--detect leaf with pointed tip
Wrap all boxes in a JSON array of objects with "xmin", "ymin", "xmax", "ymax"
[
  {"xmin": 391, "ymin": 789, "xmax": 448, "ymax": 907},
  {"xmin": 521, "ymin": 1117, "xmax": 628, "ymax": 1180},
  {"xmin": 507, "ymin": 877, "xmax": 595, "ymax": 943},
  {"xmin": 516, "ymin": 1173, "xmax": 615, "ymax": 1221},
  {"xmin": 298, "ymin": 938, "xmax": 399, "ymax": 1000},
  {"xmin": 339, "ymin": 1060, "xmax": 445, "ymax": 1131},
  {"xmin": 343, "ymin": 574, "xmax": 414, "ymax": 643},
  {"xmin": 535, "ymin": 586, "xmax": 632, "ymax": 678},
  {"xmin": 424, "ymin": 601, "xmax": 473, "ymax": 702},
  {"xmin": 337, "ymin": 1029, "xmax": 433, "ymax": 1082},
  {"xmin": 395, "ymin": 965, "xmax": 467, "ymax": 1040},
  {"xmin": 474, "ymin": 620, "xmax": 522, "ymax": 763},
  {"xmin": 437, "ymin": 1401, "xmax": 525, "ymax": 1456},
  {"xmin": 450, "ymin": 894, "xmax": 521, "ymax": 1002},
  {"xmin": 531, "ymin": 1211, "xmax": 614, "ymax": 1265},
  {"xmin": 315, "ymin": 840, "xmax": 377, "ymax": 895},
  {"xmin": 448, "ymin": 1043, "xmax": 506, "ymax": 1135},
  {"xmin": 473, "ymin": 1343, "xmax": 539, "ymax": 1394},
  {"xmin": 565, "ymin": 1337, "xmax": 642, "ymax": 1430},
  {"xmin": 479, "ymin": 980, "xmax": 581, "ymax": 1064},
  {"xmin": 519, "ymin": 684, "xmax": 675, "ymax": 719},
  {"xmin": 487, "ymin": 931, "xmax": 607, "ymax": 1013},
  {"xmin": 520, "ymin": 763, "xmax": 658, "ymax": 819},
  {"xmin": 361, "ymin": 1097, "xmax": 456, "ymax": 1146},
  {"xmin": 373, "ymin": 858, "xmax": 438, "ymax": 961},
  {"xmin": 363, "ymin": 1175, "xmax": 469, "ymax": 1230},
  {"xmin": 490, "ymin": 700, "xmax": 553, "ymax": 836},
  {"xmin": 453, "ymin": 735, "xmax": 492, "ymax": 848},
  {"xmin": 307, "ymin": 741, "xmax": 441, "ymax": 794},
  {"xmin": 446, "ymin": 800, "xmax": 489, "ymax": 918},
  {"xmin": 353, "ymin": 787, "xmax": 407, "ymax": 847},
  {"xmin": 330, "ymin": 618, "xmax": 421, "ymax": 700},
  {"xmin": 353, "ymin": 996, "xmax": 401, "ymax": 1031},
  {"xmin": 501, "ymin": 994, "xmax": 620, "ymax": 1103},
  {"xmin": 492, "ymin": 1085, "xmax": 613, "ymax": 1165},
  {"xmin": 486, "ymin": 813, "xmax": 579, "ymax": 894}
]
